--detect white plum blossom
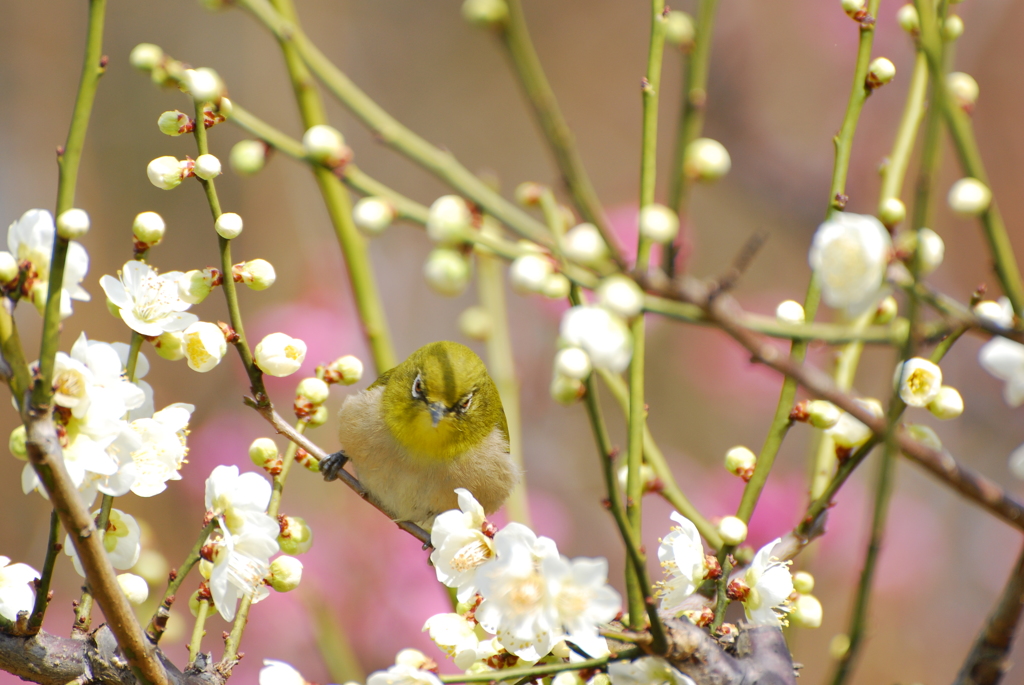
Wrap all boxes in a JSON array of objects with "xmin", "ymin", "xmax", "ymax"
[
  {"xmin": 0, "ymin": 557, "xmax": 40, "ymax": 622},
  {"xmin": 809, "ymin": 212, "xmax": 891, "ymax": 314},
  {"xmin": 974, "ymin": 297, "xmax": 1014, "ymax": 328},
  {"xmin": 475, "ymin": 523, "xmax": 562, "ymax": 660},
  {"xmin": 429, "ymin": 488, "xmax": 495, "ymax": 601},
  {"xmin": 560, "ymin": 305, "xmax": 633, "ymax": 373},
  {"xmin": 423, "ymin": 612, "xmax": 500, "ymax": 670},
  {"xmin": 366, "ymin": 665, "xmax": 442, "ymax": 685},
  {"xmin": 893, "ymin": 357, "xmax": 943, "ymax": 407},
  {"xmin": 826, "ymin": 398, "xmax": 884, "ymax": 449},
  {"xmin": 741, "ymin": 538, "xmax": 794, "ymax": 627},
  {"xmin": 254, "ymin": 333, "xmax": 307, "ymax": 377},
  {"xmin": 8, "ymin": 209, "xmax": 90, "ymax": 318},
  {"xmin": 608, "ymin": 657, "xmax": 695, "ymax": 685},
  {"xmin": 64, "ymin": 508, "xmax": 141, "ymax": 577},
  {"xmin": 112, "ymin": 403, "xmax": 194, "ymax": 497},
  {"xmin": 183, "ymin": 321, "xmax": 228, "ymax": 372},
  {"xmin": 979, "ymin": 337, "xmax": 1024, "ymax": 407},
  {"xmin": 547, "ymin": 555, "xmax": 620, "ymax": 658},
  {"xmin": 259, "ymin": 660, "xmax": 306, "ymax": 685},
  {"xmin": 656, "ymin": 512, "xmax": 708, "ymax": 615},
  {"xmin": 101, "ymin": 260, "xmax": 197, "ymax": 336},
  {"xmin": 206, "ymin": 465, "xmax": 272, "ymax": 529}
]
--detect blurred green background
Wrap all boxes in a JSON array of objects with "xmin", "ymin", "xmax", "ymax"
[{"xmin": 2, "ymin": 1, "xmax": 1024, "ymax": 684}]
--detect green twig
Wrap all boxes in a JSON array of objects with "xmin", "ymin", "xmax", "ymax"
[
  {"xmin": 439, "ymin": 647, "xmax": 642, "ymax": 683},
  {"xmin": 187, "ymin": 600, "xmax": 210, "ymax": 665},
  {"xmin": 498, "ymin": 0, "xmax": 620, "ymax": 265},
  {"xmin": 25, "ymin": 510, "xmax": 61, "ymax": 635},
  {"xmin": 73, "ymin": 494, "xmax": 115, "ymax": 637},
  {"xmin": 145, "ymin": 519, "xmax": 217, "ymax": 643},
  {"xmin": 665, "ymin": 0, "xmax": 720, "ymax": 275},
  {"xmin": 878, "ymin": 52, "xmax": 929, "ymax": 210}
]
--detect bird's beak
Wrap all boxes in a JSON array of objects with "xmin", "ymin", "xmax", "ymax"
[{"xmin": 429, "ymin": 402, "xmax": 448, "ymax": 427}]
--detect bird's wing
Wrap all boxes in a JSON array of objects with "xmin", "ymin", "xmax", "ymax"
[{"xmin": 367, "ymin": 367, "xmax": 395, "ymax": 391}]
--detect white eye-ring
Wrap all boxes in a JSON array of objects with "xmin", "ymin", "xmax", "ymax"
[
  {"xmin": 457, "ymin": 392, "xmax": 474, "ymax": 413},
  {"xmin": 412, "ymin": 373, "xmax": 425, "ymax": 400}
]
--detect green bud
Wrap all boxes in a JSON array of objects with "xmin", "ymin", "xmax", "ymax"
[
  {"xmin": 268, "ymin": 555, "xmax": 303, "ymax": 592},
  {"xmin": 249, "ymin": 437, "xmax": 279, "ymax": 468},
  {"xmin": 296, "ymin": 377, "xmax": 330, "ymax": 405},
  {"xmin": 664, "ymin": 11, "xmax": 695, "ymax": 47},
  {"xmin": 230, "ymin": 140, "xmax": 267, "ymax": 176},
  {"xmin": 305, "ymin": 405, "xmax": 329, "ymax": 428},
  {"xmin": 158, "ymin": 110, "xmax": 190, "ymax": 136},
  {"xmin": 9, "ymin": 425, "xmax": 28, "ymax": 461},
  {"xmin": 461, "ymin": 0, "xmax": 508, "ymax": 27},
  {"xmin": 277, "ymin": 515, "xmax": 314, "ymax": 555}
]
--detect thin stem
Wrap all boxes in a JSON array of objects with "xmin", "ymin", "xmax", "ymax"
[
  {"xmin": 596, "ymin": 369, "xmax": 721, "ymax": 548},
  {"xmin": 125, "ymin": 332, "xmax": 144, "ymax": 383},
  {"xmin": 498, "ymin": 0, "xmax": 620, "ymax": 265},
  {"xmin": 25, "ymin": 510, "xmax": 61, "ymax": 635},
  {"xmin": 237, "ymin": 0, "xmax": 553, "ymax": 248},
  {"xmin": 187, "ymin": 600, "xmax": 210, "ymax": 665},
  {"xmin": 915, "ymin": 0, "xmax": 1024, "ymax": 316},
  {"xmin": 32, "ymin": 0, "xmax": 107, "ymax": 407},
  {"xmin": 145, "ymin": 520, "xmax": 217, "ymax": 643},
  {"xmin": 0, "ymin": 306, "xmax": 30, "ymax": 411},
  {"xmin": 439, "ymin": 647, "xmax": 642, "ymax": 683},
  {"xmin": 878, "ymin": 51, "xmax": 929, "ymax": 207},
  {"xmin": 269, "ymin": 419, "xmax": 305, "ymax": 519},
  {"xmin": 636, "ymin": 0, "xmax": 668, "ymax": 274},
  {"xmin": 624, "ymin": 315, "xmax": 647, "ymax": 631},
  {"xmin": 477, "ymin": 250, "xmax": 529, "ymax": 525},
  {"xmin": 665, "ymin": 0, "xmax": 720, "ymax": 274},
  {"xmin": 73, "ymin": 494, "xmax": 115, "ymax": 636}
]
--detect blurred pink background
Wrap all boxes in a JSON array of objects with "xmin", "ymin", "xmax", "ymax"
[{"xmin": 2, "ymin": 1, "xmax": 1024, "ymax": 684}]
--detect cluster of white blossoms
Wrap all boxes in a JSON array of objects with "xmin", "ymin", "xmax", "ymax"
[
  {"xmin": 202, "ymin": 465, "xmax": 281, "ymax": 621},
  {"xmin": 551, "ymin": 305, "xmax": 633, "ymax": 405},
  {"xmin": 426, "ymin": 489, "xmax": 621, "ymax": 669},
  {"xmin": 5, "ymin": 209, "xmax": 91, "ymax": 318}
]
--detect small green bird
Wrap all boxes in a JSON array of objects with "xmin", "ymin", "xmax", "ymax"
[{"xmin": 320, "ymin": 341, "xmax": 519, "ymax": 527}]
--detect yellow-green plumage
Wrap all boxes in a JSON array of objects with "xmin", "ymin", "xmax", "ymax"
[{"xmin": 330, "ymin": 341, "xmax": 518, "ymax": 527}]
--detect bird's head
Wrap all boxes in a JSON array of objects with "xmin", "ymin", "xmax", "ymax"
[{"xmin": 381, "ymin": 341, "xmax": 506, "ymax": 461}]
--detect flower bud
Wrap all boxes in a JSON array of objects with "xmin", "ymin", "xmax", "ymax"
[
  {"xmin": 683, "ymin": 138, "xmax": 731, "ymax": 182},
  {"xmin": 616, "ymin": 461, "xmax": 660, "ymax": 495},
  {"xmin": 215, "ymin": 212, "xmax": 244, "ymax": 240},
  {"xmin": 178, "ymin": 270, "xmax": 215, "ymax": 305},
  {"xmin": 427, "ymin": 195, "xmax": 472, "ymax": 245},
  {"xmin": 894, "ymin": 357, "xmax": 943, "ymax": 407},
  {"xmin": 183, "ymin": 321, "xmax": 228, "ymax": 372},
  {"xmin": 234, "ymin": 259, "xmax": 276, "ymax": 291},
  {"xmin": 260, "ymin": 661, "xmax": 307, "ymax": 685},
  {"xmin": 198, "ymin": 559, "xmax": 213, "ymax": 580},
  {"xmin": 133, "ymin": 211, "xmax": 166, "ymax": 246},
  {"xmin": 867, "ymin": 57, "xmax": 896, "ymax": 88},
  {"xmin": 514, "ymin": 182, "xmax": 545, "ymax": 207},
  {"xmin": 638, "ymin": 204, "xmax": 680, "ymax": 243},
  {"xmin": 147, "ymin": 156, "xmax": 188, "ymax": 190},
  {"xmin": 973, "ymin": 298, "xmax": 1014, "ymax": 328},
  {"xmin": 896, "ymin": 5, "xmax": 919, "ymax": 33},
  {"xmin": 875, "ymin": 295, "xmax": 898, "ymax": 324},
  {"xmin": 542, "ymin": 273, "xmax": 571, "ymax": 300},
  {"xmin": 563, "ymin": 223, "xmax": 608, "ymax": 266},
  {"xmin": 664, "ymin": 11, "xmax": 695, "ymax": 47},
  {"xmin": 458, "ymin": 306, "xmax": 492, "ymax": 341},
  {"xmin": 249, "ymin": 438, "xmax": 279, "ymax": 468},
  {"xmin": 550, "ymin": 374, "xmax": 585, "ymax": 405},
  {"xmin": 793, "ymin": 571, "xmax": 815, "ymax": 594},
  {"xmin": 717, "ymin": 516, "xmax": 748, "ymax": 546},
  {"xmin": 306, "ymin": 405, "xmax": 329, "ymax": 428},
  {"xmin": 297, "ymin": 377, "xmax": 330, "ymax": 405},
  {"xmin": 946, "ymin": 72, "xmax": 979, "ymax": 110},
  {"xmin": 352, "ymin": 197, "xmax": 395, "ymax": 235},
  {"xmin": 948, "ymin": 178, "xmax": 991, "ymax": 216},
  {"xmin": 9, "ymin": 425, "xmax": 27, "ymax": 461},
  {"xmin": 878, "ymin": 198, "xmax": 906, "ymax": 227},
  {"xmin": 158, "ymin": 110, "xmax": 190, "ymax": 136},
  {"xmin": 830, "ymin": 634, "xmax": 851, "ymax": 660},
  {"xmin": 302, "ymin": 124, "xmax": 346, "ymax": 167},
  {"xmin": 130, "ymin": 43, "xmax": 164, "ymax": 71},
  {"xmin": 841, "ymin": 0, "xmax": 866, "ymax": 16},
  {"xmin": 326, "ymin": 355, "xmax": 363, "ymax": 385},
  {"xmin": 184, "ymin": 67, "xmax": 224, "ymax": 102},
  {"xmin": 0, "ymin": 252, "xmax": 17, "ymax": 286},
  {"xmin": 154, "ymin": 330, "xmax": 186, "ymax": 361},
  {"xmin": 230, "ymin": 140, "xmax": 267, "ymax": 175},
  {"xmin": 827, "ymin": 398, "xmax": 883, "ymax": 449},
  {"xmin": 424, "ymin": 249, "xmax": 471, "ymax": 296},
  {"xmin": 555, "ymin": 347, "xmax": 592, "ymax": 380},
  {"xmin": 508, "ymin": 254, "xmax": 553, "ymax": 295},
  {"xmin": 117, "ymin": 573, "xmax": 149, "ymax": 605},
  {"xmin": 268, "ymin": 556, "xmax": 303, "ymax": 592},
  {"xmin": 789, "ymin": 593, "xmax": 823, "ymax": 629},
  {"xmin": 775, "ymin": 300, "xmax": 805, "ymax": 324},
  {"xmin": 255, "ymin": 333, "xmax": 307, "ymax": 377},
  {"xmin": 461, "ymin": 0, "xmax": 508, "ymax": 27},
  {"xmin": 928, "ymin": 385, "xmax": 963, "ymax": 420},
  {"xmin": 596, "ymin": 275, "xmax": 644, "ymax": 318},
  {"xmin": 395, "ymin": 649, "xmax": 430, "ymax": 670},
  {"xmin": 278, "ymin": 515, "xmax": 314, "ymax": 555},
  {"xmin": 906, "ymin": 423, "xmax": 943, "ymax": 451},
  {"xmin": 56, "ymin": 209, "xmax": 90, "ymax": 240},
  {"xmin": 942, "ymin": 15, "xmax": 964, "ymax": 41},
  {"xmin": 216, "ymin": 98, "xmax": 233, "ymax": 118},
  {"xmin": 806, "ymin": 400, "xmax": 841, "ymax": 429},
  {"xmin": 194, "ymin": 154, "xmax": 222, "ymax": 181},
  {"xmin": 188, "ymin": 589, "xmax": 205, "ymax": 617},
  {"xmin": 724, "ymin": 446, "xmax": 756, "ymax": 479}
]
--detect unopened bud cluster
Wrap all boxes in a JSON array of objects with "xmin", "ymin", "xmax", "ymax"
[
  {"xmin": 232, "ymin": 259, "xmax": 276, "ymax": 290},
  {"xmin": 894, "ymin": 357, "xmax": 963, "ymax": 419},
  {"xmin": 294, "ymin": 376, "xmax": 331, "ymax": 424},
  {"xmin": 323, "ymin": 355, "xmax": 364, "ymax": 386}
]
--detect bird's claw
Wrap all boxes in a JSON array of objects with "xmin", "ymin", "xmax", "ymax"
[{"xmin": 320, "ymin": 450, "xmax": 349, "ymax": 481}]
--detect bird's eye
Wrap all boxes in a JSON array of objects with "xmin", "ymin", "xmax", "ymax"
[
  {"xmin": 457, "ymin": 392, "xmax": 473, "ymax": 414},
  {"xmin": 412, "ymin": 373, "xmax": 424, "ymax": 400}
]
